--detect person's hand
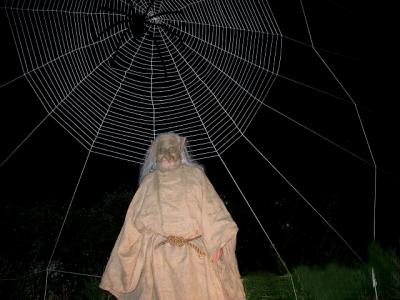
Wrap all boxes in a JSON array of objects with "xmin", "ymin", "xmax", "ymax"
[{"xmin": 210, "ymin": 248, "xmax": 223, "ymax": 262}]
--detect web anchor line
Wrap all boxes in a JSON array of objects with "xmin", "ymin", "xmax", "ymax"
[
  {"xmin": 299, "ymin": 1, "xmax": 378, "ymax": 297},
  {"xmin": 298, "ymin": 0, "xmax": 377, "ymax": 241},
  {"xmin": 53, "ymin": 269, "xmax": 102, "ymax": 278}
]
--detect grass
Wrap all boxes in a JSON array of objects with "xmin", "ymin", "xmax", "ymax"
[
  {"xmin": 292, "ymin": 263, "xmax": 372, "ymax": 300},
  {"xmin": 243, "ymin": 264, "xmax": 372, "ymax": 300},
  {"xmin": 243, "ymin": 243, "xmax": 400, "ymax": 300},
  {"xmin": 74, "ymin": 253, "xmax": 399, "ymax": 300},
  {"xmin": 368, "ymin": 242, "xmax": 400, "ymax": 299},
  {"xmin": 4, "ymin": 243, "xmax": 396, "ymax": 299},
  {"xmin": 243, "ymin": 271, "xmax": 296, "ymax": 299}
]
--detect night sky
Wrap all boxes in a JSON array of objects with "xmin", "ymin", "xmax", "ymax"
[{"xmin": 0, "ymin": 0, "xmax": 397, "ymax": 282}]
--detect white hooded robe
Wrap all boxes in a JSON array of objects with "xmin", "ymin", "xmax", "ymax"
[{"xmin": 99, "ymin": 164, "xmax": 246, "ymax": 300}]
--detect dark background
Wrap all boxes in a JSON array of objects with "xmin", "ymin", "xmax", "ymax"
[{"xmin": 0, "ymin": 0, "xmax": 398, "ymax": 293}]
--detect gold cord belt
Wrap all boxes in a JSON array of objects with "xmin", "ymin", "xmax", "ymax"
[{"xmin": 155, "ymin": 235, "xmax": 207, "ymax": 258}]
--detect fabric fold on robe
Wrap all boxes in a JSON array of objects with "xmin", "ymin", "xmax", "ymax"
[
  {"xmin": 98, "ymin": 175, "xmax": 150, "ymax": 298},
  {"xmin": 199, "ymin": 168, "xmax": 245, "ymax": 300},
  {"xmin": 99, "ymin": 164, "xmax": 246, "ymax": 300}
]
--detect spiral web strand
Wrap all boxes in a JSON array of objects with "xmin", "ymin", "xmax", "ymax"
[{"xmin": 0, "ymin": 0, "xmax": 376, "ymax": 299}]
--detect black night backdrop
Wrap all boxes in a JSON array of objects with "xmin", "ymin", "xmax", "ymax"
[{"xmin": 0, "ymin": 1, "xmax": 398, "ymax": 299}]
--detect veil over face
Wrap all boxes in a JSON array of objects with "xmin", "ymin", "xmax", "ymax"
[
  {"xmin": 155, "ymin": 134, "xmax": 185, "ymax": 171},
  {"xmin": 139, "ymin": 132, "xmax": 199, "ymax": 183}
]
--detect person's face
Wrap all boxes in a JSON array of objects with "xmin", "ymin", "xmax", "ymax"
[{"xmin": 156, "ymin": 135, "xmax": 182, "ymax": 170}]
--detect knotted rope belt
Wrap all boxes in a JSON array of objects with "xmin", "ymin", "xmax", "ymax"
[{"xmin": 155, "ymin": 235, "xmax": 207, "ymax": 258}]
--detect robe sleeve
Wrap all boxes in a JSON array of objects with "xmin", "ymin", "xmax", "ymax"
[
  {"xmin": 199, "ymin": 169, "xmax": 247, "ymax": 300},
  {"xmin": 99, "ymin": 175, "xmax": 150, "ymax": 298},
  {"xmin": 199, "ymin": 169, "xmax": 239, "ymax": 257}
]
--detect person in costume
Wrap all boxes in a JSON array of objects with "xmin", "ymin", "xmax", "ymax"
[{"xmin": 99, "ymin": 132, "xmax": 246, "ymax": 300}]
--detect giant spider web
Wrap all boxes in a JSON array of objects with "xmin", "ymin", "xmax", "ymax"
[
  {"xmin": 2, "ymin": 0, "xmax": 280, "ymax": 162},
  {"xmin": 0, "ymin": 0, "xmax": 377, "ymax": 299}
]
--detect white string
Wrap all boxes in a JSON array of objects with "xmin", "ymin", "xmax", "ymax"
[
  {"xmin": 372, "ymin": 267, "xmax": 379, "ymax": 300},
  {"xmin": 298, "ymin": 0, "xmax": 377, "ymax": 242},
  {"xmin": 282, "ymin": 34, "xmax": 360, "ymax": 61},
  {"xmin": 0, "ymin": 6, "xmax": 124, "ymax": 17},
  {"xmin": 150, "ymin": 32, "xmax": 156, "ymax": 140},
  {"xmin": 162, "ymin": 18, "xmax": 274, "ymax": 36},
  {"xmin": 53, "ymin": 269, "xmax": 102, "ymax": 278}
]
